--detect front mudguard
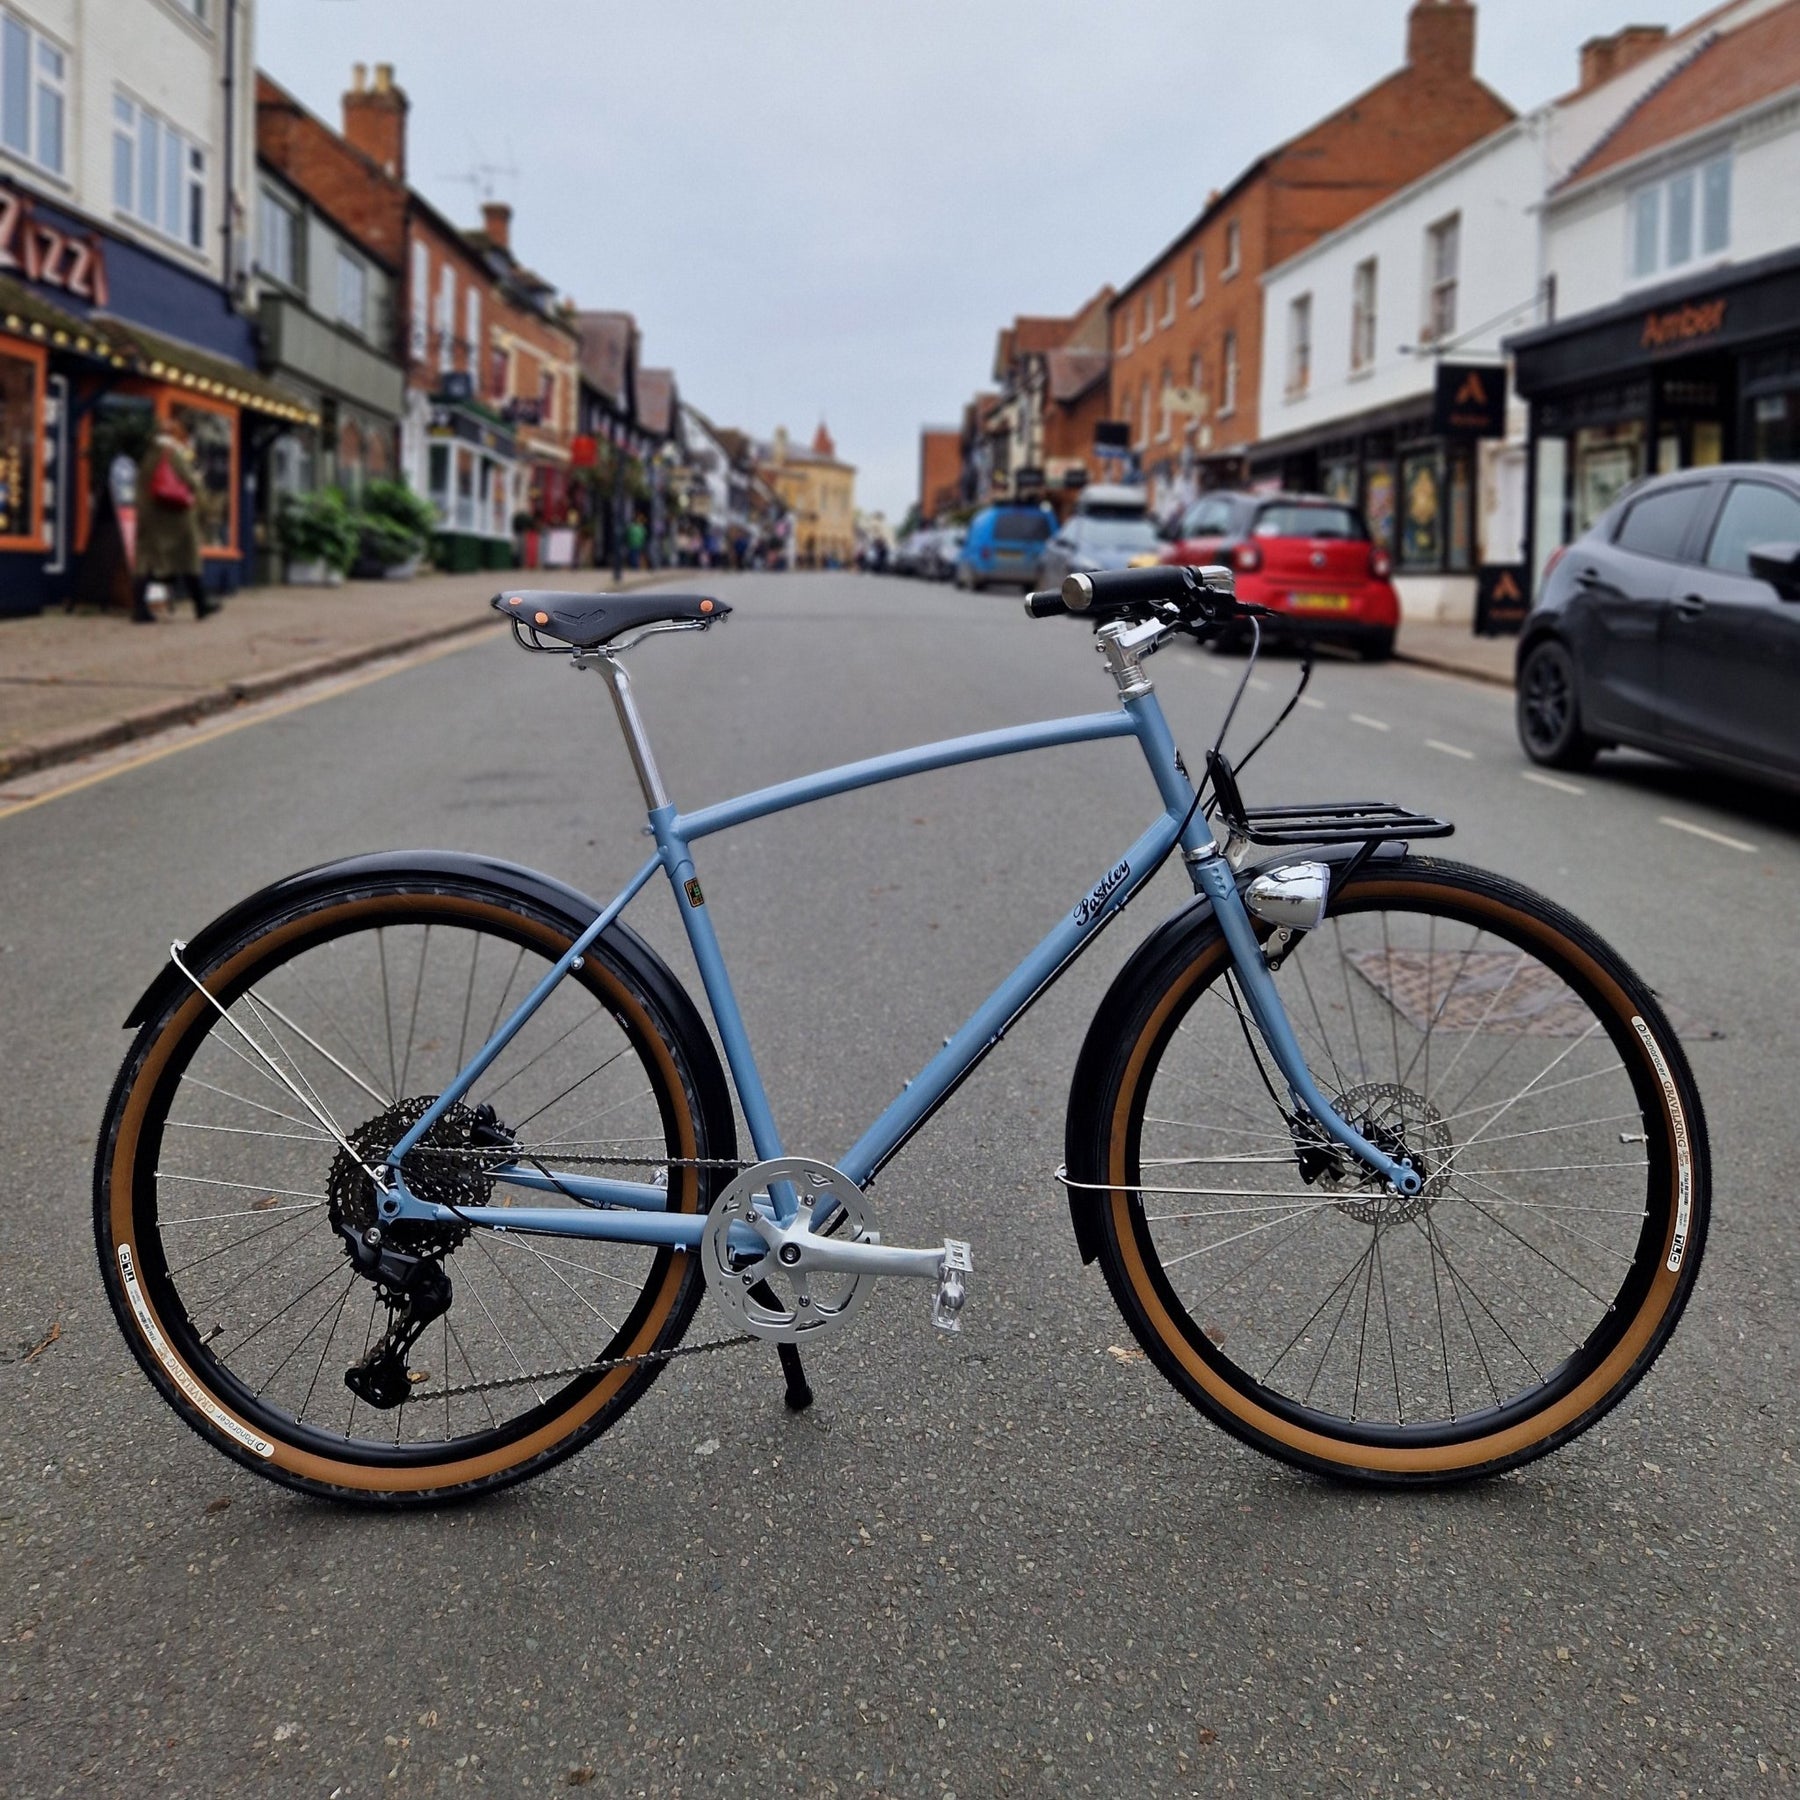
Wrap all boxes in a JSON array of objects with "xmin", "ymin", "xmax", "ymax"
[{"xmin": 1061, "ymin": 841, "xmax": 1410, "ymax": 1265}]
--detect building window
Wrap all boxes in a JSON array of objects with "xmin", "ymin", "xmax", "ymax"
[
  {"xmin": 336, "ymin": 248, "xmax": 367, "ymax": 334},
  {"xmin": 1220, "ymin": 331, "xmax": 1238, "ymax": 417},
  {"xmin": 1190, "ymin": 245, "xmax": 1205, "ymax": 305},
  {"xmin": 1138, "ymin": 375, "xmax": 1150, "ymax": 446},
  {"xmin": 1630, "ymin": 154, "xmax": 1731, "ymax": 281},
  {"xmin": 1222, "ymin": 220, "xmax": 1241, "ymax": 279},
  {"xmin": 1138, "ymin": 294, "xmax": 1151, "ymax": 343},
  {"xmin": 1161, "ymin": 273, "xmax": 1175, "ymax": 327},
  {"xmin": 2, "ymin": 13, "xmax": 66, "ymax": 177},
  {"xmin": 410, "ymin": 241, "xmax": 428, "ymax": 361},
  {"xmin": 1189, "ymin": 350, "xmax": 1206, "ymax": 414},
  {"xmin": 1400, "ymin": 448, "xmax": 1443, "ymax": 569},
  {"xmin": 1157, "ymin": 364, "xmax": 1173, "ymax": 440},
  {"xmin": 436, "ymin": 263, "xmax": 455, "ymax": 373},
  {"xmin": 1286, "ymin": 293, "xmax": 1312, "ymax": 397},
  {"xmin": 1425, "ymin": 213, "xmax": 1459, "ymax": 343},
  {"xmin": 112, "ymin": 92, "xmax": 204, "ymax": 250},
  {"xmin": 1116, "ymin": 310, "xmax": 1130, "ymax": 352},
  {"xmin": 1351, "ymin": 257, "xmax": 1378, "ymax": 372},
  {"xmin": 257, "ymin": 188, "xmax": 297, "ymax": 287},
  {"xmin": 464, "ymin": 287, "xmax": 481, "ymax": 372}
]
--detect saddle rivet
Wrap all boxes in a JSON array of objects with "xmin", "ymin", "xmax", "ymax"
[{"xmin": 535, "ymin": 611, "xmax": 550, "ymax": 625}]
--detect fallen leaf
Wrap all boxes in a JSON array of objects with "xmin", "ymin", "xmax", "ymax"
[
  {"xmin": 203, "ymin": 1495, "xmax": 231, "ymax": 1515},
  {"xmin": 568, "ymin": 1772, "xmax": 595, "ymax": 1788},
  {"xmin": 1197, "ymin": 1727, "xmax": 1219, "ymax": 1747},
  {"xmin": 1106, "ymin": 1345, "xmax": 1145, "ymax": 1363},
  {"xmin": 22, "ymin": 1321, "xmax": 61, "ymax": 1362}
]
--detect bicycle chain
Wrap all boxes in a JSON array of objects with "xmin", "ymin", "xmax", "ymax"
[{"xmin": 421, "ymin": 1326, "xmax": 758, "ymax": 1402}]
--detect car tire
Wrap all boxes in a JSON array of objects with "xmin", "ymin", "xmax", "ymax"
[
  {"xmin": 1517, "ymin": 637, "xmax": 1599, "ymax": 770},
  {"xmin": 1361, "ymin": 629, "xmax": 1395, "ymax": 663}
]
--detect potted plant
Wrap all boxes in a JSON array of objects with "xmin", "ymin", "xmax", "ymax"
[
  {"xmin": 278, "ymin": 489, "xmax": 359, "ymax": 585},
  {"xmin": 355, "ymin": 479, "xmax": 436, "ymax": 579}
]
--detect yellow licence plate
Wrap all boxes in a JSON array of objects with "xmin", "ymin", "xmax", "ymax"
[{"xmin": 1290, "ymin": 593, "xmax": 1351, "ymax": 612}]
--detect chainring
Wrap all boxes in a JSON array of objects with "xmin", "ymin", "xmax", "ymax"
[{"xmin": 700, "ymin": 1156, "xmax": 873, "ymax": 1343}]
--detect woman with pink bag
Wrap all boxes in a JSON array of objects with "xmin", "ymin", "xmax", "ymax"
[{"xmin": 132, "ymin": 415, "xmax": 220, "ymax": 622}]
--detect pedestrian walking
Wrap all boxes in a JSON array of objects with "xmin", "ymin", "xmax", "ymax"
[
  {"xmin": 133, "ymin": 416, "xmax": 219, "ymax": 622},
  {"xmin": 626, "ymin": 515, "xmax": 647, "ymax": 570}
]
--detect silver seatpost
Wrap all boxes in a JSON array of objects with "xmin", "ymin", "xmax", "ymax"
[{"xmin": 591, "ymin": 653, "xmax": 670, "ymax": 811}]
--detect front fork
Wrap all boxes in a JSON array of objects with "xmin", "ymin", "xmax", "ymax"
[{"xmin": 1187, "ymin": 851, "xmax": 1423, "ymax": 1197}]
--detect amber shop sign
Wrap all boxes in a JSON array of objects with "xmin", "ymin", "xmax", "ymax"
[
  {"xmin": 1433, "ymin": 363, "xmax": 1507, "ymax": 438},
  {"xmin": 1640, "ymin": 298, "xmax": 1727, "ymax": 352},
  {"xmin": 0, "ymin": 183, "xmax": 110, "ymax": 304}
]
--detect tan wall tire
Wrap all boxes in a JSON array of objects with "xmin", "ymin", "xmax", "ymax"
[
  {"xmin": 93, "ymin": 878, "xmax": 733, "ymax": 1507},
  {"xmin": 1073, "ymin": 858, "xmax": 1709, "ymax": 1486}
]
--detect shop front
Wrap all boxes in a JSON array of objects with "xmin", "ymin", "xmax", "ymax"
[
  {"xmin": 0, "ymin": 181, "xmax": 316, "ymax": 618},
  {"xmin": 1510, "ymin": 245, "xmax": 1800, "ymax": 592},
  {"xmin": 1250, "ymin": 390, "xmax": 1482, "ymax": 621},
  {"xmin": 424, "ymin": 389, "xmax": 519, "ymax": 572}
]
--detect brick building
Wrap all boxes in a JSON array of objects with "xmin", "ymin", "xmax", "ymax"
[
  {"xmin": 918, "ymin": 426, "xmax": 961, "ymax": 521},
  {"xmin": 1108, "ymin": 0, "xmax": 1514, "ymax": 507}
]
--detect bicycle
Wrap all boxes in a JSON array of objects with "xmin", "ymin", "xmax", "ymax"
[{"xmin": 94, "ymin": 565, "xmax": 1710, "ymax": 1504}]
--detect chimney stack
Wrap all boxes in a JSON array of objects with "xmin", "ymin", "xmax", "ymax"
[
  {"xmin": 342, "ymin": 61, "xmax": 408, "ymax": 181},
  {"xmin": 1578, "ymin": 25, "xmax": 1669, "ymax": 93},
  {"xmin": 482, "ymin": 201, "xmax": 513, "ymax": 252},
  {"xmin": 1407, "ymin": 0, "xmax": 1476, "ymax": 76}
]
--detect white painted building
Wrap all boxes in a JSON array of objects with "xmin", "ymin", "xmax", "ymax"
[
  {"xmin": 1512, "ymin": 0, "xmax": 1800, "ymax": 585},
  {"xmin": 1251, "ymin": 0, "xmax": 1790, "ymax": 622}
]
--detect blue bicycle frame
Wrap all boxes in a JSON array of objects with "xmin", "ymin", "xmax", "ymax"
[{"xmin": 376, "ymin": 621, "xmax": 1420, "ymax": 1248}]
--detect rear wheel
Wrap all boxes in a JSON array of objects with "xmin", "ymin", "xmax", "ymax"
[
  {"xmin": 1074, "ymin": 858, "xmax": 1708, "ymax": 1484},
  {"xmin": 95, "ymin": 876, "xmax": 733, "ymax": 1506},
  {"xmin": 1518, "ymin": 638, "xmax": 1598, "ymax": 769}
]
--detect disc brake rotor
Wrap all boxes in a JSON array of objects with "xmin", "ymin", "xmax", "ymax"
[
  {"xmin": 701, "ymin": 1156, "xmax": 873, "ymax": 1343},
  {"xmin": 1323, "ymin": 1080, "xmax": 1454, "ymax": 1225}
]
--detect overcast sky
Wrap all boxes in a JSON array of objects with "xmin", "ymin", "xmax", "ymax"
[{"xmin": 260, "ymin": 0, "xmax": 1678, "ymax": 519}]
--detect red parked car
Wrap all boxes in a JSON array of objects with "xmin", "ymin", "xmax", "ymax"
[{"xmin": 1159, "ymin": 492, "xmax": 1400, "ymax": 660}]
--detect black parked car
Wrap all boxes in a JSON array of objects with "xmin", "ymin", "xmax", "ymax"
[{"xmin": 1517, "ymin": 464, "xmax": 1800, "ymax": 792}]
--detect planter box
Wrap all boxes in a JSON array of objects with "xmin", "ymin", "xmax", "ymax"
[{"xmin": 286, "ymin": 560, "xmax": 344, "ymax": 587}]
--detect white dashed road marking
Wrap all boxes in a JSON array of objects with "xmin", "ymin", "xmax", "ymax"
[
  {"xmin": 1521, "ymin": 770, "xmax": 1584, "ymax": 795},
  {"xmin": 1659, "ymin": 815, "xmax": 1758, "ymax": 853},
  {"xmin": 1299, "ymin": 695, "xmax": 1327, "ymax": 711},
  {"xmin": 1349, "ymin": 714, "xmax": 1390, "ymax": 732},
  {"xmin": 1425, "ymin": 739, "xmax": 1475, "ymax": 760}
]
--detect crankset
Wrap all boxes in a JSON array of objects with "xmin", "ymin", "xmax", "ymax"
[{"xmin": 699, "ymin": 1156, "xmax": 972, "ymax": 1344}]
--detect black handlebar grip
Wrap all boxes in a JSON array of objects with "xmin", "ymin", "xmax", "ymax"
[
  {"xmin": 1062, "ymin": 566, "xmax": 1199, "ymax": 612},
  {"xmin": 1023, "ymin": 589, "xmax": 1069, "ymax": 618}
]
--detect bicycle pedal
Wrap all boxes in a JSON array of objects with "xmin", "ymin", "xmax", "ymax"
[{"xmin": 931, "ymin": 1239, "xmax": 973, "ymax": 1334}]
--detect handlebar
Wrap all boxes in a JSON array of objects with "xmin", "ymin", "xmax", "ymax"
[{"xmin": 1022, "ymin": 563, "xmax": 1239, "ymax": 625}]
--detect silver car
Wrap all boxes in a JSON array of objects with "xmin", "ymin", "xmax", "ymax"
[{"xmin": 1036, "ymin": 488, "xmax": 1163, "ymax": 590}]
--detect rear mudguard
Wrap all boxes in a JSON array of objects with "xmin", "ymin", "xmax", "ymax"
[
  {"xmin": 1062, "ymin": 841, "xmax": 1409, "ymax": 1265},
  {"xmin": 120, "ymin": 848, "xmax": 736, "ymax": 1164}
]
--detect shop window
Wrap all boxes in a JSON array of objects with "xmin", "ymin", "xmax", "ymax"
[
  {"xmin": 1399, "ymin": 450, "xmax": 1443, "ymax": 569},
  {"xmin": 1322, "ymin": 456, "xmax": 1359, "ymax": 507},
  {"xmin": 1424, "ymin": 214, "xmax": 1459, "ymax": 344},
  {"xmin": 0, "ymin": 341, "xmax": 43, "ymax": 544},
  {"xmin": 1574, "ymin": 424, "xmax": 1643, "ymax": 532},
  {"xmin": 1365, "ymin": 460, "xmax": 1397, "ymax": 556},
  {"xmin": 113, "ymin": 91, "xmax": 205, "ymax": 250},
  {"xmin": 1351, "ymin": 258, "xmax": 1378, "ymax": 373},
  {"xmin": 257, "ymin": 188, "xmax": 298, "ymax": 287},
  {"xmin": 1750, "ymin": 394, "xmax": 1796, "ymax": 464},
  {"xmin": 169, "ymin": 403, "xmax": 233, "ymax": 550},
  {"xmin": 1286, "ymin": 294, "xmax": 1311, "ymax": 397},
  {"xmin": 1615, "ymin": 483, "xmax": 1708, "ymax": 561},
  {"xmin": 1448, "ymin": 448, "xmax": 1473, "ymax": 572},
  {"xmin": 1630, "ymin": 154, "xmax": 1731, "ymax": 281},
  {"xmin": 1703, "ymin": 480, "xmax": 1800, "ymax": 575},
  {"xmin": 336, "ymin": 248, "xmax": 368, "ymax": 335},
  {"xmin": 3, "ymin": 12, "xmax": 65, "ymax": 177}
]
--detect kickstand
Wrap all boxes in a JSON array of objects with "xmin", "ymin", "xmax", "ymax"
[
  {"xmin": 777, "ymin": 1342, "xmax": 813, "ymax": 1412},
  {"xmin": 745, "ymin": 1278, "xmax": 814, "ymax": 1411}
]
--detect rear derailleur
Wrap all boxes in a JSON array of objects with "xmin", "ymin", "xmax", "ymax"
[{"xmin": 333, "ymin": 1221, "xmax": 453, "ymax": 1411}]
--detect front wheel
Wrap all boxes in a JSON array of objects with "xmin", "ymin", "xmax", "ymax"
[
  {"xmin": 95, "ymin": 874, "xmax": 735, "ymax": 1506},
  {"xmin": 1071, "ymin": 858, "xmax": 1708, "ymax": 1485},
  {"xmin": 1517, "ymin": 638, "xmax": 1598, "ymax": 769}
]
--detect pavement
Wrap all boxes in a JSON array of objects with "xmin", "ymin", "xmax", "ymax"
[{"xmin": 0, "ymin": 565, "xmax": 677, "ymax": 782}]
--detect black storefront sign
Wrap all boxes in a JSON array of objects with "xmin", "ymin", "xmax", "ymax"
[
  {"xmin": 1475, "ymin": 563, "xmax": 1529, "ymax": 636},
  {"xmin": 1433, "ymin": 363, "xmax": 1507, "ymax": 437},
  {"xmin": 1510, "ymin": 246, "xmax": 1800, "ymax": 395}
]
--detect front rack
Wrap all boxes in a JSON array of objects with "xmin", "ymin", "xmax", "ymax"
[{"xmin": 1205, "ymin": 749, "xmax": 1452, "ymax": 848}]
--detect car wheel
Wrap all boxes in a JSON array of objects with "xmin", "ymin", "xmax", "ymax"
[{"xmin": 1517, "ymin": 638, "xmax": 1598, "ymax": 770}]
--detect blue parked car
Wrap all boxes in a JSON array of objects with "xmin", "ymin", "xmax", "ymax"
[{"xmin": 955, "ymin": 503, "xmax": 1056, "ymax": 592}]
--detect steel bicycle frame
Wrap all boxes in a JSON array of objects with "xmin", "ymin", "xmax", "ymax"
[{"xmin": 377, "ymin": 644, "xmax": 1418, "ymax": 1248}]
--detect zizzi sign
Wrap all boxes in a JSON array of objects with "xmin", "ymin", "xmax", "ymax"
[
  {"xmin": 1641, "ymin": 298, "xmax": 1727, "ymax": 352},
  {"xmin": 0, "ymin": 185, "xmax": 110, "ymax": 304}
]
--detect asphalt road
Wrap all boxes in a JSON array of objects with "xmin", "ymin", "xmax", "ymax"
[{"xmin": 3, "ymin": 571, "xmax": 1796, "ymax": 1797}]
